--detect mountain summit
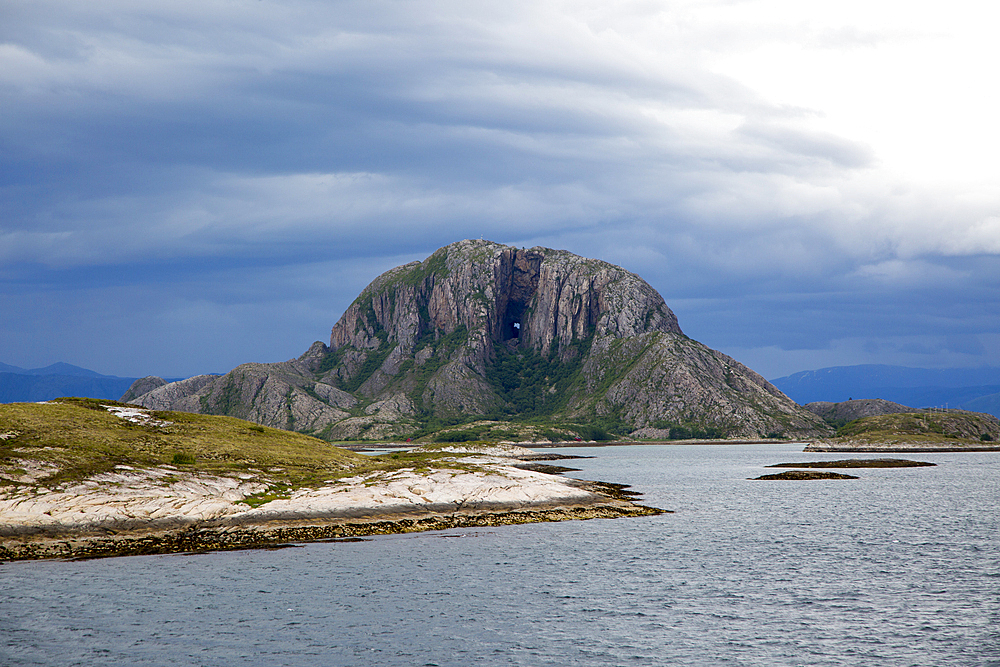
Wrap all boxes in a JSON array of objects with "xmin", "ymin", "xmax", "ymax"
[{"xmin": 124, "ymin": 240, "xmax": 829, "ymax": 440}]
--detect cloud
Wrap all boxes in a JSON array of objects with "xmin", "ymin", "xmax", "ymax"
[{"xmin": 2, "ymin": 0, "xmax": 999, "ymax": 377}]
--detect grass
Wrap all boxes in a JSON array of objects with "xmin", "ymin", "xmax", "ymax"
[
  {"xmin": 0, "ymin": 398, "xmax": 501, "ymax": 494},
  {"xmin": 832, "ymin": 411, "xmax": 1000, "ymax": 445}
]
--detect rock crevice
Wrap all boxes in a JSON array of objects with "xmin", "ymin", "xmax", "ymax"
[{"xmin": 123, "ymin": 240, "xmax": 830, "ymax": 440}]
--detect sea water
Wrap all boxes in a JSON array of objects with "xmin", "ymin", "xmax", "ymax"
[{"xmin": 2, "ymin": 444, "xmax": 998, "ymax": 666}]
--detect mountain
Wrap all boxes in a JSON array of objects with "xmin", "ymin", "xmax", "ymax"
[
  {"xmin": 771, "ymin": 364, "xmax": 1000, "ymax": 417},
  {"xmin": 0, "ymin": 362, "xmax": 140, "ymax": 403},
  {"xmin": 124, "ymin": 239, "xmax": 830, "ymax": 440},
  {"xmin": 0, "ymin": 362, "xmax": 118, "ymax": 378}
]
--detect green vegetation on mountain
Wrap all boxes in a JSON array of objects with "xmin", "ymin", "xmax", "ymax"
[
  {"xmin": 485, "ymin": 335, "xmax": 592, "ymax": 419},
  {"xmin": 121, "ymin": 240, "xmax": 831, "ymax": 442}
]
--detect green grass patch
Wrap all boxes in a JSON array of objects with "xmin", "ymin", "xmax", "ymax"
[
  {"xmin": 0, "ymin": 399, "xmax": 528, "ymax": 503},
  {"xmin": 0, "ymin": 399, "xmax": 367, "ymax": 490},
  {"xmin": 242, "ymin": 485, "xmax": 293, "ymax": 508}
]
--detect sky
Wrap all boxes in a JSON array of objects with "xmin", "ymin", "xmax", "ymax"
[{"xmin": 3, "ymin": 0, "xmax": 1000, "ymax": 381}]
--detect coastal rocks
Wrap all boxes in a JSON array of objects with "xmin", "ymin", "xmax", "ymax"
[
  {"xmin": 0, "ymin": 467, "xmax": 269, "ymax": 536},
  {"xmin": 0, "ymin": 443, "xmax": 626, "ymax": 538},
  {"xmin": 0, "ymin": 459, "xmax": 665, "ymax": 560},
  {"xmin": 752, "ymin": 471, "xmax": 858, "ymax": 480},
  {"xmin": 123, "ymin": 240, "xmax": 831, "ymax": 440},
  {"xmin": 767, "ymin": 459, "xmax": 936, "ymax": 468},
  {"xmin": 1, "ymin": 504, "xmax": 662, "ymax": 562}
]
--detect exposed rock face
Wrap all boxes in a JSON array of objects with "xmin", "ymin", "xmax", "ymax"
[
  {"xmin": 120, "ymin": 376, "xmax": 167, "ymax": 403},
  {"xmin": 124, "ymin": 374, "xmax": 218, "ymax": 411},
  {"xmin": 124, "ymin": 240, "xmax": 831, "ymax": 440},
  {"xmin": 804, "ymin": 399, "xmax": 917, "ymax": 426}
]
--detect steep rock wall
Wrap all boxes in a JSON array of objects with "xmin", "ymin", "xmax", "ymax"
[{"xmin": 123, "ymin": 239, "xmax": 830, "ymax": 440}]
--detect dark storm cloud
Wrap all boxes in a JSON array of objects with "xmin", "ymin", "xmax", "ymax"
[{"xmin": 2, "ymin": 0, "xmax": 998, "ymax": 377}]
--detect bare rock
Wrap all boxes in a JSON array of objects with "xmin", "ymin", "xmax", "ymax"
[
  {"xmin": 120, "ymin": 376, "xmax": 168, "ymax": 403},
  {"xmin": 804, "ymin": 399, "xmax": 917, "ymax": 425},
  {"xmin": 121, "ymin": 240, "xmax": 831, "ymax": 440},
  {"xmin": 126, "ymin": 374, "xmax": 218, "ymax": 410}
]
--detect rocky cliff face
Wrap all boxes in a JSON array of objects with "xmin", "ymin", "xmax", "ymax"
[{"xmin": 124, "ymin": 240, "xmax": 831, "ymax": 440}]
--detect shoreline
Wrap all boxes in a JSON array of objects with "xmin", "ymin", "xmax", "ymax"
[
  {"xmin": 342, "ymin": 439, "xmax": 798, "ymax": 451},
  {"xmin": 804, "ymin": 444, "xmax": 1000, "ymax": 452},
  {"xmin": 345, "ymin": 439, "xmax": 1000, "ymax": 453},
  {"xmin": 1, "ymin": 443, "xmax": 667, "ymax": 562},
  {"xmin": 1, "ymin": 500, "xmax": 664, "ymax": 562}
]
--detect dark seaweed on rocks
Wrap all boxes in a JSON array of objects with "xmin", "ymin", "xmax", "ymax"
[
  {"xmin": 752, "ymin": 471, "xmax": 859, "ymax": 480},
  {"xmin": 767, "ymin": 458, "xmax": 936, "ymax": 468}
]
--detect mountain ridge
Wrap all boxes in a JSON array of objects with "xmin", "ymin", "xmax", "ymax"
[{"xmin": 124, "ymin": 240, "xmax": 830, "ymax": 441}]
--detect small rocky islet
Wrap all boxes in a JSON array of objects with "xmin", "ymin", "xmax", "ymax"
[
  {"xmin": 767, "ymin": 459, "xmax": 936, "ymax": 468},
  {"xmin": 752, "ymin": 471, "xmax": 859, "ymax": 480},
  {"xmin": 752, "ymin": 457, "xmax": 937, "ymax": 480}
]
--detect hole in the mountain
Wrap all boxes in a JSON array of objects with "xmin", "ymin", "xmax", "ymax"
[{"xmin": 499, "ymin": 250, "xmax": 541, "ymax": 343}]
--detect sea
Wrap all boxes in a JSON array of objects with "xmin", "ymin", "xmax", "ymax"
[{"xmin": 2, "ymin": 443, "xmax": 998, "ymax": 667}]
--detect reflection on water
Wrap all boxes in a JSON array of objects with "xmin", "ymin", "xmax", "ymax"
[{"xmin": 3, "ymin": 444, "xmax": 998, "ymax": 666}]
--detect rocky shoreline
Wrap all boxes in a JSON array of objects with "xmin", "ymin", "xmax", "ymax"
[
  {"xmin": 0, "ymin": 442, "xmax": 665, "ymax": 562},
  {"xmin": 804, "ymin": 442, "xmax": 1000, "ymax": 452},
  {"xmin": 1, "ymin": 500, "xmax": 661, "ymax": 562}
]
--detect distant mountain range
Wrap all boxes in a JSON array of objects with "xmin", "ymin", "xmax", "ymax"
[
  {"xmin": 771, "ymin": 364, "xmax": 1000, "ymax": 418},
  {"xmin": 0, "ymin": 362, "xmax": 141, "ymax": 403}
]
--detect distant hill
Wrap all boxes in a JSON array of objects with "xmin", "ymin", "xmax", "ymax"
[
  {"xmin": 803, "ymin": 398, "xmax": 917, "ymax": 428},
  {"xmin": 17, "ymin": 362, "xmax": 113, "ymax": 378},
  {"xmin": 771, "ymin": 364, "xmax": 1000, "ymax": 418},
  {"xmin": 0, "ymin": 362, "xmax": 141, "ymax": 403},
  {"xmin": 833, "ymin": 410, "xmax": 1000, "ymax": 444}
]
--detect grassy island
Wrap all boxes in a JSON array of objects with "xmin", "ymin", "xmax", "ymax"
[
  {"xmin": 805, "ymin": 410, "xmax": 1000, "ymax": 452},
  {"xmin": 0, "ymin": 399, "xmax": 662, "ymax": 561}
]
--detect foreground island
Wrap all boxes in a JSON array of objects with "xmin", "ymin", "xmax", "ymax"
[{"xmin": 0, "ymin": 399, "xmax": 662, "ymax": 561}]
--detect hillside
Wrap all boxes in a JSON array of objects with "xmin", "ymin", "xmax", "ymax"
[
  {"xmin": 835, "ymin": 410, "xmax": 1000, "ymax": 442},
  {"xmin": 1, "ymin": 398, "xmax": 660, "ymax": 559},
  {"xmin": 124, "ymin": 240, "xmax": 830, "ymax": 441},
  {"xmin": 805, "ymin": 410, "xmax": 1000, "ymax": 452},
  {"xmin": 0, "ymin": 397, "xmax": 365, "ymax": 492},
  {"xmin": 804, "ymin": 399, "xmax": 917, "ymax": 428}
]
